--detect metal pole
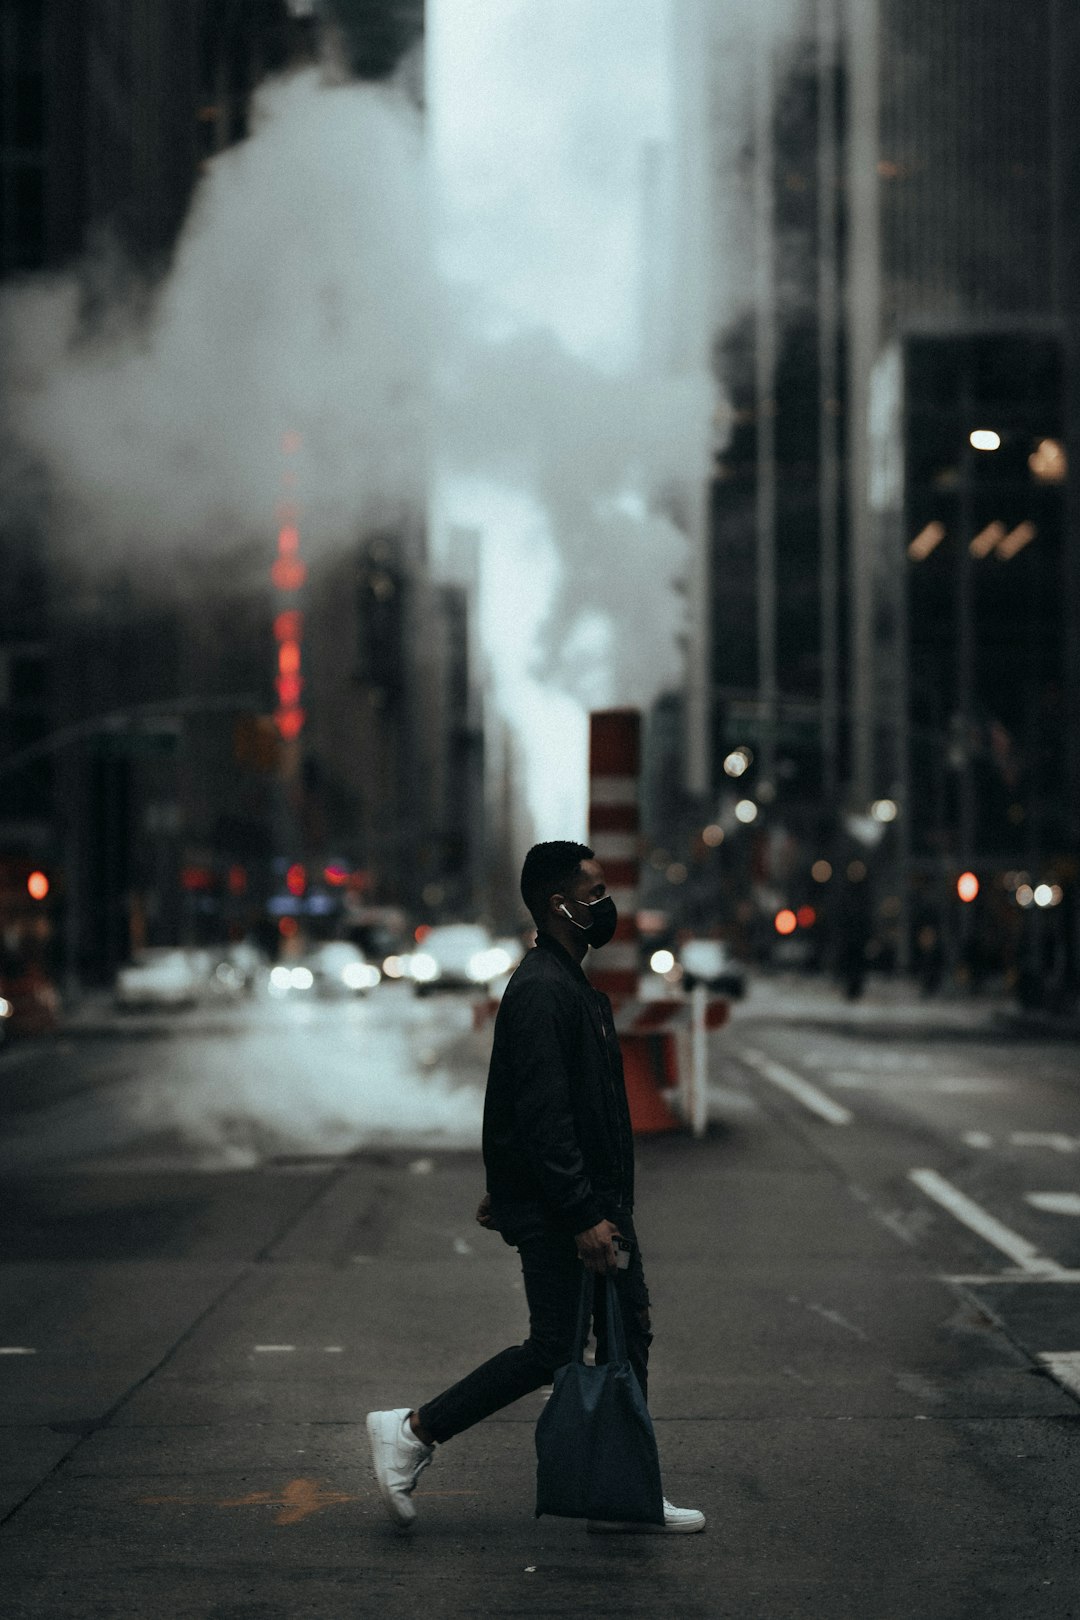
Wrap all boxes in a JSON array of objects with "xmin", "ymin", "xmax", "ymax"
[
  {"xmin": 957, "ymin": 396, "xmax": 976, "ymax": 879},
  {"xmin": 844, "ymin": 0, "xmax": 882, "ymax": 810},
  {"xmin": 955, "ymin": 377, "xmax": 976, "ymax": 975},
  {"xmin": 669, "ymin": 0, "xmax": 713, "ymax": 801},
  {"xmin": 754, "ymin": 16, "xmax": 778, "ymax": 791},
  {"xmin": 689, "ymin": 982, "xmax": 709, "ymax": 1138},
  {"xmin": 817, "ymin": 0, "xmax": 841, "ymax": 803}
]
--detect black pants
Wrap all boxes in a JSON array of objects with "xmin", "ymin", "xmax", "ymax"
[{"xmin": 417, "ymin": 1216, "xmax": 652, "ymax": 1445}]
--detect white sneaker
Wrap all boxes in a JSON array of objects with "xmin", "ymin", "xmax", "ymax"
[
  {"xmin": 365, "ymin": 1408, "xmax": 435, "ymax": 1528},
  {"xmin": 587, "ymin": 1497, "xmax": 706, "ymax": 1535}
]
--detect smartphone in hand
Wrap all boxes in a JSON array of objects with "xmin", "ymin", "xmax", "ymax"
[{"xmin": 612, "ymin": 1235, "xmax": 633, "ymax": 1271}]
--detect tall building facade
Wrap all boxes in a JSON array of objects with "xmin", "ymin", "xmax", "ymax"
[
  {"xmin": 0, "ymin": 0, "xmax": 450, "ymax": 987},
  {"xmin": 848, "ymin": 0, "xmax": 1080, "ymax": 996},
  {"xmin": 689, "ymin": 0, "xmax": 1080, "ymax": 995}
]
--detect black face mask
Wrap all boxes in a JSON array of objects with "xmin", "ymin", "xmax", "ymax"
[{"xmin": 560, "ymin": 894, "xmax": 618, "ymax": 949}]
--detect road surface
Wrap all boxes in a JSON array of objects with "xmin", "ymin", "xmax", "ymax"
[{"xmin": 1, "ymin": 975, "xmax": 1078, "ymax": 1617}]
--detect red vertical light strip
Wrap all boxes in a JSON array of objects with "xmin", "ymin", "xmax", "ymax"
[{"xmin": 273, "ymin": 433, "xmax": 305, "ymax": 741}]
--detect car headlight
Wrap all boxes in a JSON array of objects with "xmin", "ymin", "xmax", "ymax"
[
  {"xmin": 341, "ymin": 962, "xmax": 380, "ymax": 990},
  {"xmin": 289, "ymin": 967, "xmax": 314, "ymax": 990},
  {"xmin": 269, "ymin": 966, "xmax": 292, "ymax": 992},
  {"xmin": 468, "ymin": 948, "xmax": 513, "ymax": 982},
  {"xmin": 411, "ymin": 953, "xmax": 440, "ymax": 983}
]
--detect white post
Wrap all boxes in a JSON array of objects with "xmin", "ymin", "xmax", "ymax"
[{"xmin": 689, "ymin": 983, "xmax": 709, "ymax": 1138}]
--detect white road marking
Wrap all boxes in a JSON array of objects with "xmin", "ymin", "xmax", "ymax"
[
  {"xmin": 942, "ymin": 1271, "xmax": 1080, "ymax": 1284},
  {"xmin": 324, "ymin": 1346, "xmax": 344, "ymax": 1353},
  {"xmin": 738, "ymin": 1048, "xmax": 853, "ymax": 1126},
  {"xmin": 1025, "ymin": 1192, "xmax": 1080, "ymax": 1217},
  {"xmin": 962, "ymin": 1131, "xmax": 994, "ymax": 1149},
  {"xmin": 452, "ymin": 1236, "xmax": 473, "ymax": 1255},
  {"xmin": 805, "ymin": 1302, "xmax": 868, "ymax": 1340},
  {"xmin": 830, "ymin": 1073, "xmax": 1000, "ymax": 1094},
  {"xmin": 1038, "ymin": 1352, "xmax": 1080, "ymax": 1400},
  {"xmin": 254, "ymin": 1344, "xmax": 296, "ymax": 1353},
  {"xmin": 0, "ymin": 1346, "xmax": 36, "ymax": 1355},
  {"xmin": 1012, "ymin": 1132, "xmax": 1080, "ymax": 1154},
  {"xmin": 909, "ymin": 1169, "xmax": 1069, "ymax": 1278}
]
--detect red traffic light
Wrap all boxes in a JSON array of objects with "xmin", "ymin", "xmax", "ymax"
[{"xmin": 956, "ymin": 871, "xmax": 979, "ymax": 903}]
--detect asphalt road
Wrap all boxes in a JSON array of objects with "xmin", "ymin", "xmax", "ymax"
[{"xmin": 1, "ymin": 977, "xmax": 1078, "ymax": 1618}]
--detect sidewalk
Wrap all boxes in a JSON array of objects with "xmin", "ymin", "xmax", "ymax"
[
  {"xmin": 1, "ymin": 1104, "xmax": 1077, "ymax": 1616},
  {"xmin": 731, "ymin": 970, "xmax": 1080, "ymax": 1041}
]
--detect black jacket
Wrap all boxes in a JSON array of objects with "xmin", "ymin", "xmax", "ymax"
[{"xmin": 482, "ymin": 932, "xmax": 635, "ymax": 1240}]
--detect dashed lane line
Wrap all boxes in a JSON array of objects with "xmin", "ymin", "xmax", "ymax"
[
  {"xmin": 908, "ymin": 1168, "xmax": 1070, "ymax": 1279},
  {"xmin": 737, "ymin": 1047, "xmax": 854, "ymax": 1126},
  {"xmin": 1025, "ymin": 1192, "xmax": 1080, "ymax": 1216},
  {"xmin": 1038, "ymin": 1353, "xmax": 1080, "ymax": 1402},
  {"xmin": 942, "ymin": 1271, "xmax": 1080, "ymax": 1284}
]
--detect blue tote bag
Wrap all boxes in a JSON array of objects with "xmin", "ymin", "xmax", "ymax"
[{"xmin": 534, "ymin": 1268, "xmax": 664, "ymax": 1525}]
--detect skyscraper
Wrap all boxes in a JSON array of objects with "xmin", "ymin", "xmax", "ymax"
[{"xmin": 699, "ymin": 0, "xmax": 1080, "ymax": 990}]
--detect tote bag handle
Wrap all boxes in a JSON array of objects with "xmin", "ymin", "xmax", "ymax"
[{"xmin": 571, "ymin": 1265, "xmax": 627, "ymax": 1365}]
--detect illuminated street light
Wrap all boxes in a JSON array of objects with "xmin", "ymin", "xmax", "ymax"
[
  {"xmin": 956, "ymin": 871, "xmax": 979, "ymax": 903},
  {"xmin": 907, "ymin": 521, "xmax": 946, "ymax": 561},
  {"xmin": 969, "ymin": 429, "xmax": 1001, "ymax": 451},
  {"xmin": 969, "ymin": 521, "xmax": 1006, "ymax": 559},
  {"xmin": 650, "ymin": 949, "xmax": 675, "ymax": 975},
  {"xmin": 870, "ymin": 798, "xmax": 898, "ymax": 823},
  {"xmin": 1028, "ymin": 438, "xmax": 1066, "ymax": 484},
  {"xmin": 996, "ymin": 521, "xmax": 1037, "ymax": 561},
  {"xmin": 723, "ymin": 747, "xmax": 752, "ymax": 778},
  {"xmin": 1033, "ymin": 883, "xmax": 1055, "ymax": 908},
  {"xmin": 734, "ymin": 799, "xmax": 758, "ymax": 824}
]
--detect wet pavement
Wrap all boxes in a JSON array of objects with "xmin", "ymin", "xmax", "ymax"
[{"xmin": 1, "ymin": 977, "xmax": 1079, "ymax": 1616}]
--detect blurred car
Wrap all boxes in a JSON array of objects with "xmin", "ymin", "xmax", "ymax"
[
  {"xmin": 0, "ymin": 968, "xmax": 60, "ymax": 1035},
  {"xmin": 267, "ymin": 962, "xmax": 316, "ymax": 999},
  {"xmin": 115, "ymin": 948, "xmax": 202, "ymax": 1011},
  {"xmin": 306, "ymin": 940, "xmax": 381, "ymax": 996},
  {"xmin": 380, "ymin": 951, "xmax": 416, "ymax": 982},
  {"xmin": 410, "ymin": 925, "xmax": 515, "ymax": 995},
  {"xmin": 208, "ymin": 940, "xmax": 266, "ymax": 998},
  {"xmin": 676, "ymin": 938, "xmax": 746, "ymax": 997}
]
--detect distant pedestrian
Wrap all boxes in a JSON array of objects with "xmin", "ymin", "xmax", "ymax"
[{"xmin": 365, "ymin": 841, "xmax": 704, "ymax": 1534}]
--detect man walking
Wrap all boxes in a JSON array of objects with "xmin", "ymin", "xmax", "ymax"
[{"xmin": 365, "ymin": 841, "xmax": 704, "ymax": 1534}]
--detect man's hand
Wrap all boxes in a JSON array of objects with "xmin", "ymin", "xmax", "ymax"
[
  {"xmin": 575, "ymin": 1218, "xmax": 621, "ymax": 1274},
  {"xmin": 475, "ymin": 1192, "xmax": 494, "ymax": 1228}
]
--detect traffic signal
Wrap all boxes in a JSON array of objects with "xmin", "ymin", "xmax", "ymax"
[{"xmin": 956, "ymin": 871, "xmax": 979, "ymax": 903}]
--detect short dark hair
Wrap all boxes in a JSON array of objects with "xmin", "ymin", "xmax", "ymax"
[{"xmin": 520, "ymin": 840, "xmax": 594, "ymax": 928}]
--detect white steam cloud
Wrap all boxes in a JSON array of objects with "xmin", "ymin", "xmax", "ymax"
[
  {"xmin": 2, "ymin": 72, "xmax": 433, "ymax": 560},
  {"xmin": 1, "ymin": 1, "xmax": 806, "ymax": 836}
]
